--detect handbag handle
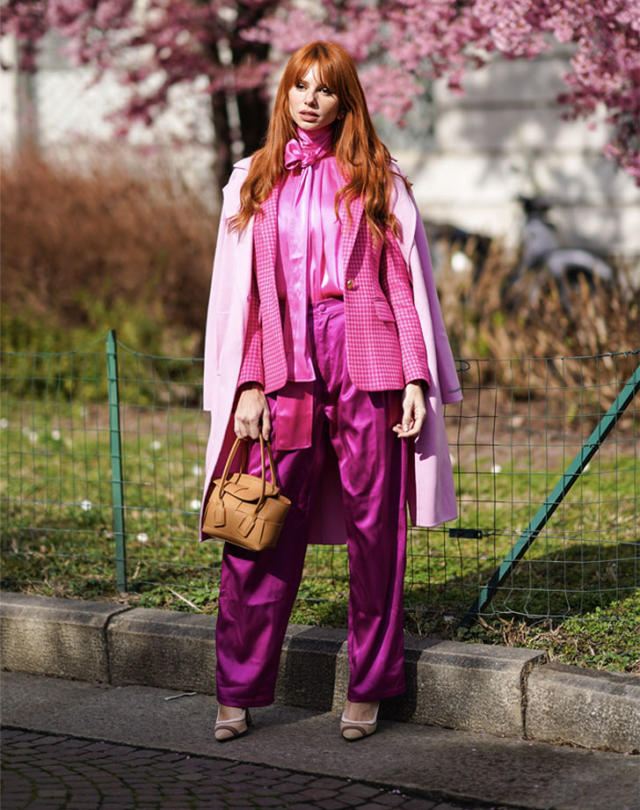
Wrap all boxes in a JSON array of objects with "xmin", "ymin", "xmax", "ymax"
[
  {"xmin": 256, "ymin": 435, "xmax": 279, "ymax": 515},
  {"xmin": 216, "ymin": 435, "xmax": 278, "ymax": 516},
  {"xmin": 217, "ymin": 436, "xmax": 249, "ymax": 485}
]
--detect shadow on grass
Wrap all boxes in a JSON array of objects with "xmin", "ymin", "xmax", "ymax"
[
  {"xmin": 404, "ymin": 537, "xmax": 638, "ymax": 634},
  {"xmin": 3, "ymin": 511, "xmax": 637, "ymax": 638}
]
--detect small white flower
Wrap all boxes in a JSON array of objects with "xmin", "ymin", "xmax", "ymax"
[
  {"xmin": 190, "ymin": 499, "xmax": 201, "ymax": 511},
  {"xmin": 22, "ymin": 427, "xmax": 38, "ymax": 443},
  {"xmin": 0, "ymin": 418, "xmax": 8, "ymax": 429},
  {"xmin": 150, "ymin": 440, "xmax": 162, "ymax": 451},
  {"xmin": 491, "ymin": 464, "xmax": 502, "ymax": 474},
  {"xmin": 80, "ymin": 499, "xmax": 92, "ymax": 512},
  {"xmin": 444, "ymin": 615, "xmax": 455, "ymax": 623},
  {"xmin": 51, "ymin": 429, "xmax": 61, "ymax": 441},
  {"xmin": 191, "ymin": 464, "xmax": 203, "ymax": 476},
  {"xmin": 136, "ymin": 532, "xmax": 149, "ymax": 543}
]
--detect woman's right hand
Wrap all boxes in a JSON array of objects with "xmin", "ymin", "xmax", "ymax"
[{"xmin": 234, "ymin": 383, "xmax": 271, "ymax": 441}]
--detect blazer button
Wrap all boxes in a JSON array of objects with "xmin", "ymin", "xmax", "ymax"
[{"xmin": 345, "ymin": 279, "xmax": 354, "ymax": 290}]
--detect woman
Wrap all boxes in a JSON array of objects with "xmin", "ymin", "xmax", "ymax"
[{"xmin": 200, "ymin": 41, "xmax": 462, "ymax": 742}]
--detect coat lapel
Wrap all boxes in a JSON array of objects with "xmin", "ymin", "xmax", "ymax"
[
  {"xmin": 250, "ymin": 179, "xmax": 289, "ymax": 393},
  {"xmin": 256, "ymin": 182, "xmax": 363, "ymax": 280}
]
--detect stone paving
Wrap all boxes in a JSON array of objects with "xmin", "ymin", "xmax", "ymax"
[{"xmin": 1, "ymin": 728, "xmax": 509, "ymax": 810}]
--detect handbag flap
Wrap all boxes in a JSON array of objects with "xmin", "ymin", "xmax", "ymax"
[{"xmin": 215, "ymin": 472, "xmax": 280, "ymax": 502}]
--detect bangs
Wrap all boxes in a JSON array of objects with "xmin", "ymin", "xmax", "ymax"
[{"xmin": 292, "ymin": 49, "xmax": 340, "ymax": 93}]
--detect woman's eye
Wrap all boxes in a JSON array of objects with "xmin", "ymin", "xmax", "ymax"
[{"xmin": 321, "ymin": 87, "xmax": 333, "ymax": 95}]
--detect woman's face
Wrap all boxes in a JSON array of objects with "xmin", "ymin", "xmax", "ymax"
[{"xmin": 288, "ymin": 65, "xmax": 340, "ymax": 131}]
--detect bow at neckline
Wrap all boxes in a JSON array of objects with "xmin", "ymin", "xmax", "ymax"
[{"xmin": 284, "ymin": 124, "xmax": 333, "ymax": 170}]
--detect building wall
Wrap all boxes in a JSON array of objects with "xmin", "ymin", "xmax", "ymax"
[
  {"xmin": 379, "ymin": 51, "xmax": 639, "ymax": 270},
  {"xmin": 0, "ymin": 32, "xmax": 217, "ymax": 208}
]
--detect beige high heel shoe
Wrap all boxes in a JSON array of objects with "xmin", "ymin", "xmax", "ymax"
[
  {"xmin": 340, "ymin": 703, "xmax": 379, "ymax": 741},
  {"xmin": 214, "ymin": 707, "xmax": 252, "ymax": 742}
]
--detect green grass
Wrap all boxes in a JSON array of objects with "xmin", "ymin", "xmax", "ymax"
[
  {"xmin": 459, "ymin": 593, "xmax": 640, "ymax": 674},
  {"xmin": 1, "ymin": 386, "xmax": 638, "ymax": 675}
]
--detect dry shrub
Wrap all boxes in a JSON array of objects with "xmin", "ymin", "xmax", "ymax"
[
  {"xmin": 437, "ymin": 237, "xmax": 639, "ymax": 394},
  {"xmin": 2, "ymin": 150, "xmax": 637, "ymax": 382},
  {"xmin": 1, "ymin": 147, "xmax": 218, "ymax": 354}
]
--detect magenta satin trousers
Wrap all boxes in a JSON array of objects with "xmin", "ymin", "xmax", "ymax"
[{"xmin": 215, "ymin": 298, "xmax": 408, "ymax": 706}]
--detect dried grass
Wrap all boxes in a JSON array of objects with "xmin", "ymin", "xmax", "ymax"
[
  {"xmin": 436, "ymin": 237, "xmax": 639, "ymax": 392},
  {"xmin": 2, "ymin": 149, "xmax": 638, "ymax": 377},
  {"xmin": 1, "ymin": 147, "xmax": 218, "ymax": 354}
]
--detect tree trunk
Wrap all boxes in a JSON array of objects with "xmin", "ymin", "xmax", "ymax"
[
  {"xmin": 236, "ymin": 85, "xmax": 270, "ymax": 157},
  {"xmin": 16, "ymin": 39, "xmax": 39, "ymax": 153},
  {"xmin": 208, "ymin": 0, "xmax": 275, "ymax": 196},
  {"xmin": 232, "ymin": 40, "xmax": 271, "ymax": 159},
  {"xmin": 208, "ymin": 39, "xmax": 270, "ymax": 198},
  {"xmin": 210, "ymin": 88, "xmax": 232, "ymax": 202}
]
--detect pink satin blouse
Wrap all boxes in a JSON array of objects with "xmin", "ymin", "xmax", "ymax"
[{"xmin": 276, "ymin": 124, "xmax": 345, "ymax": 381}]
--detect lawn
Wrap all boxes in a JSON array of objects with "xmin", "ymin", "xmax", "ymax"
[{"xmin": 1, "ymin": 347, "xmax": 638, "ymax": 674}]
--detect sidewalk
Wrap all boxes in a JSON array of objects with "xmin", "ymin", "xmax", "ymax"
[
  {"xmin": 2, "ymin": 670, "xmax": 639, "ymax": 810},
  {"xmin": 1, "ymin": 725, "xmax": 499, "ymax": 810},
  {"xmin": 2, "ymin": 592, "xmax": 639, "ymax": 755}
]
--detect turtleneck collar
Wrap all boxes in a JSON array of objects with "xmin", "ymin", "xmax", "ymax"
[
  {"xmin": 296, "ymin": 123, "xmax": 334, "ymax": 149},
  {"xmin": 284, "ymin": 124, "xmax": 334, "ymax": 170}
]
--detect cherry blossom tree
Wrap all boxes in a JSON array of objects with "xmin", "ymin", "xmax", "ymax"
[
  {"xmin": 1, "ymin": 0, "xmax": 278, "ymax": 190},
  {"xmin": 252, "ymin": 0, "xmax": 640, "ymax": 182},
  {"xmin": 2, "ymin": 0, "xmax": 639, "ymax": 190}
]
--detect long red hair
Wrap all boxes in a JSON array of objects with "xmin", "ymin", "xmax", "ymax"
[{"xmin": 229, "ymin": 41, "xmax": 407, "ymax": 242}]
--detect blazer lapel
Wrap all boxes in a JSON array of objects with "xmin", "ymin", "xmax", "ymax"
[
  {"xmin": 340, "ymin": 195, "xmax": 364, "ymax": 273},
  {"xmin": 256, "ymin": 183, "xmax": 363, "ymax": 279},
  {"xmin": 253, "ymin": 182, "xmax": 281, "ymax": 285}
]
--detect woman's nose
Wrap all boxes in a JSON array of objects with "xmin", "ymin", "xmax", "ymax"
[{"xmin": 304, "ymin": 90, "xmax": 318, "ymax": 107}]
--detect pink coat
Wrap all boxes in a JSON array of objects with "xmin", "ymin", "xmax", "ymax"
[{"xmin": 199, "ymin": 157, "xmax": 463, "ymax": 542}]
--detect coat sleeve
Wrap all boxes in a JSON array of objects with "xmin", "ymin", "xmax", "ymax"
[
  {"xmin": 390, "ymin": 169, "xmax": 462, "ymax": 405},
  {"xmin": 388, "ymin": 167, "xmax": 461, "ymax": 527}
]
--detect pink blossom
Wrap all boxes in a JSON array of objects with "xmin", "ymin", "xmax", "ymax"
[{"xmin": 2, "ymin": 0, "xmax": 638, "ymax": 184}]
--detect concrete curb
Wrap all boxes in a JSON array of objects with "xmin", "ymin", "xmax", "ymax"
[
  {"xmin": 526, "ymin": 662, "xmax": 640, "ymax": 753},
  {"xmin": 107, "ymin": 606, "xmax": 217, "ymax": 694},
  {"xmin": 1, "ymin": 591, "xmax": 638, "ymax": 754},
  {"xmin": 0, "ymin": 592, "xmax": 131, "ymax": 682}
]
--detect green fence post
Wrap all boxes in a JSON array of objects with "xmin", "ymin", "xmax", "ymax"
[
  {"xmin": 460, "ymin": 360, "xmax": 640, "ymax": 627},
  {"xmin": 107, "ymin": 329, "xmax": 127, "ymax": 592}
]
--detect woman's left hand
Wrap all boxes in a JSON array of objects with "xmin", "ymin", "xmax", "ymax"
[{"xmin": 392, "ymin": 381, "xmax": 427, "ymax": 439}]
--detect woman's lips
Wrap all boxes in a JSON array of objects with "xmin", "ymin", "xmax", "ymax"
[{"xmin": 299, "ymin": 110, "xmax": 319, "ymax": 120}]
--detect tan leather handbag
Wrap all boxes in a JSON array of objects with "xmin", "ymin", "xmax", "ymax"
[{"xmin": 202, "ymin": 435, "xmax": 291, "ymax": 551}]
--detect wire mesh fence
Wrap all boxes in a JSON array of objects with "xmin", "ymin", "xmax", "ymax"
[{"xmin": 1, "ymin": 336, "xmax": 638, "ymax": 627}]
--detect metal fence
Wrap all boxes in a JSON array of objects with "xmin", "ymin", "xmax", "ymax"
[{"xmin": 1, "ymin": 334, "xmax": 638, "ymax": 628}]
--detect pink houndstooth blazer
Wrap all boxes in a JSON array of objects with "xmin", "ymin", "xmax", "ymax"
[
  {"xmin": 237, "ymin": 179, "xmax": 430, "ymax": 393},
  {"xmin": 200, "ymin": 157, "xmax": 462, "ymax": 542}
]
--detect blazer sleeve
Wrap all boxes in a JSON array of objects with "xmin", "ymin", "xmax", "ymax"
[
  {"xmin": 380, "ymin": 230, "xmax": 431, "ymax": 387},
  {"xmin": 236, "ymin": 262, "xmax": 265, "ymax": 388}
]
